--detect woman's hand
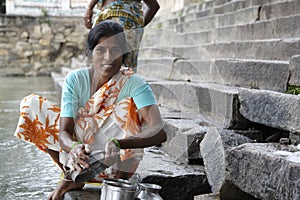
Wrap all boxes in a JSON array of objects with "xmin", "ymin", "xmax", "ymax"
[
  {"xmin": 83, "ymin": 8, "xmax": 93, "ymax": 29},
  {"xmin": 103, "ymin": 140, "xmax": 120, "ymax": 167},
  {"xmin": 67, "ymin": 143, "xmax": 91, "ymax": 172}
]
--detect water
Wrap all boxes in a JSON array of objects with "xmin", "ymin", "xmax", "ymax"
[{"xmin": 0, "ymin": 76, "xmax": 61, "ymax": 200}]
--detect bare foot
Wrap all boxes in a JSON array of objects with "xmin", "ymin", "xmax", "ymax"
[{"xmin": 47, "ymin": 180, "xmax": 84, "ymax": 200}]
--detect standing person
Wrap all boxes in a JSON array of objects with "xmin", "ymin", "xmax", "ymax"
[
  {"xmin": 14, "ymin": 20, "xmax": 167, "ymax": 200},
  {"xmin": 83, "ymin": 0, "xmax": 160, "ymax": 72}
]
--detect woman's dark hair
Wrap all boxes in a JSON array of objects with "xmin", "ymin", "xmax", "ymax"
[{"xmin": 86, "ymin": 20, "xmax": 128, "ymax": 63}]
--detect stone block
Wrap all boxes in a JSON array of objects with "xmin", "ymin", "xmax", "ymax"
[
  {"xmin": 239, "ymin": 88, "xmax": 300, "ymax": 133},
  {"xmin": 260, "ymin": 0, "xmax": 300, "ymax": 21},
  {"xmin": 157, "ymin": 38, "xmax": 300, "ymax": 61},
  {"xmin": 290, "ymin": 132, "xmax": 300, "ymax": 145},
  {"xmin": 217, "ymin": 6, "xmax": 259, "ymax": 27},
  {"xmin": 172, "ymin": 59, "xmax": 214, "ymax": 82},
  {"xmin": 137, "ymin": 57, "xmax": 177, "ymax": 80},
  {"xmin": 226, "ymin": 143, "xmax": 300, "ymax": 200},
  {"xmin": 150, "ymin": 81, "xmax": 249, "ymax": 129},
  {"xmin": 200, "ymin": 127, "xmax": 254, "ymax": 193},
  {"xmin": 213, "ymin": 59, "xmax": 289, "ymax": 92},
  {"xmin": 176, "ymin": 15, "xmax": 216, "ymax": 32},
  {"xmin": 138, "ymin": 148, "xmax": 211, "ymax": 200},
  {"xmin": 289, "ymin": 55, "xmax": 300, "ymax": 86},
  {"xmin": 215, "ymin": 14, "xmax": 300, "ymax": 42},
  {"xmin": 161, "ymin": 118, "xmax": 207, "ymax": 163}
]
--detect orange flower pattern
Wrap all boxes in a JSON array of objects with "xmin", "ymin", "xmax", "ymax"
[
  {"xmin": 15, "ymin": 94, "xmax": 61, "ymax": 152},
  {"xmin": 74, "ymin": 67, "xmax": 143, "ymax": 161}
]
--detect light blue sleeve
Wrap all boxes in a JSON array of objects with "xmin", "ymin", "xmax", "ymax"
[
  {"xmin": 60, "ymin": 69, "xmax": 90, "ymax": 118},
  {"xmin": 118, "ymin": 75, "xmax": 156, "ymax": 109}
]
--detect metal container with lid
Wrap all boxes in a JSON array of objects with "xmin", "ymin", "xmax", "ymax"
[
  {"xmin": 136, "ymin": 183, "xmax": 163, "ymax": 200},
  {"xmin": 101, "ymin": 178, "xmax": 136, "ymax": 200}
]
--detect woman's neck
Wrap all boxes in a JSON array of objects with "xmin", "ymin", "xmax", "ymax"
[{"xmin": 89, "ymin": 68, "xmax": 111, "ymax": 95}]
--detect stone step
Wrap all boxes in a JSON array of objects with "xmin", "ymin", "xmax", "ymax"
[
  {"xmin": 289, "ymin": 55, "xmax": 300, "ymax": 86},
  {"xmin": 239, "ymin": 88, "xmax": 300, "ymax": 136},
  {"xmin": 215, "ymin": 14, "xmax": 300, "ymax": 42},
  {"xmin": 175, "ymin": 6, "xmax": 258, "ymax": 32},
  {"xmin": 64, "ymin": 147, "xmax": 211, "ymax": 200},
  {"xmin": 147, "ymin": 80, "xmax": 248, "ymax": 129},
  {"xmin": 259, "ymin": 0, "xmax": 300, "ymax": 21},
  {"xmin": 141, "ymin": 29, "xmax": 213, "ymax": 47},
  {"xmin": 161, "ymin": 118, "xmax": 208, "ymax": 163},
  {"xmin": 194, "ymin": 193, "xmax": 220, "ymax": 200},
  {"xmin": 226, "ymin": 143, "xmax": 300, "ymax": 200},
  {"xmin": 149, "ymin": 79, "xmax": 300, "ymax": 137},
  {"xmin": 138, "ymin": 58, "xmax": 289, "ymax": 92},
  {"xmin": 143, "ymin": 13, "xmax": 300, "ymax": 47},
  {"xmin": 153, "ymin": 0, "xmax": 299, "ymax": 33},
  {"xmin": 139, "ymin": 37, "xmax": 300, "ymax": 61},
  {"xmin": 151, "ymin": 0, "xmax": 289, "ymax": 30}
]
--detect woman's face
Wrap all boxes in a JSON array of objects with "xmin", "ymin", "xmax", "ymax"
[{"xmin": 92, "ymin": 35, "xmax": 123, "ymax": 77}]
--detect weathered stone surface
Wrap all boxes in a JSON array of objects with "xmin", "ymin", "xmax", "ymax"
[
  {"xmin": 260, "ymin": 0, "xmax": 300, "ymax": 21},
  {"xmin": 289, "ymin": 55, "xmax": 300, "ymax": 86},
  {"xmin": 194, "ymin": 193, "xmax": 220, "ymax": 200},
  {"xmin": 226, "ymin": 143, "xmax": 300, "ymax": 200},
  {"xmin": 0, "ymin": 15, "xmax": 88, "ymax": 76},
  {"xmin": 200, "ymin": 127, "xmax": 226, "ymax": 194},
  {"xmin": 137, "ymin": 57, "xmax": 177, "ymax": 80},
  {"xmin": 150, "ymin": 81, "xmax": 249, "ymax": 129},
  {"xmin": 290, "ymin": 132, "xmax": 300, "ymax": 145},
  {"xmin": 220, "ymin": 182, "xmax": 261, "ymax": 200},
  {"xmin": 161, "ymin": 118, "xmax": 207, "ymax": 163},
  {"xmin": 216, "ymin": 14, "xmax": 300, "ymax": 42},
  {"xmin": 239, "ymin": 88, "xmax": 300, "ymax": 133},
  {"xmin": 138, "ymin": 147, "xmax": 210, "ymax": 200},
  {"xmin": 213, "ymin": 59, "xmax": 289, "ymax": 92},
  {"xmin": 140, "ymin": 38, "xmax": 300, "ymax": 61},
  {"xmin": 200, "ymin": 127, "xmax": 254, "ymax": 194}
]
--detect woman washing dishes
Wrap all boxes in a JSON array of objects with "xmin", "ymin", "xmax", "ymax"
[
  {"xmin": 14, "ymin": 20, "xmax": 167, "ymax": 200},
  {"xmin": 83, "ymin": 0, "xmax": 160, "ymax": 72}
]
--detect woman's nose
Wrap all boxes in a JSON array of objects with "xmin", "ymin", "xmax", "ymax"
[{"xmin": 103, "ymin": 49, "xmax": 111, "ymax": 60}]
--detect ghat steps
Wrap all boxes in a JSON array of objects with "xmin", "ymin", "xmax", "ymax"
[{"xmin": 51, "ymin": 0, "xmax": 300, "ymax": 199}]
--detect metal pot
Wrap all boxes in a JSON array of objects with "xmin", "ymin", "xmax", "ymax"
[
  {"xmin": 136, "ymin": 183, "xmax": 163, "ymax": 200},
  {"xmin": 101, "ymin": 178, "xmax": 136, "ymax": 200}
]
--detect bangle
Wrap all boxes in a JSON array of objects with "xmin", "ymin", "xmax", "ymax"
[
  {"xmin": 108, "ymin": 138, "xmax": 121, "ymax": 148},
  {"xmin": 71, "ymin": 141, "xmax": 83, "ymax": 150}
]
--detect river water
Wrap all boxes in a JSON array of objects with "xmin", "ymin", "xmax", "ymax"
[{"xmin": 0, "ymin": 76, "xmax": 61, "ymax": 200}]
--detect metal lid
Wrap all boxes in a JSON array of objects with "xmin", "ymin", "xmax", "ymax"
[{"xmin": 71, "ymin": 151, "xmax": 107, "ymax": 183}]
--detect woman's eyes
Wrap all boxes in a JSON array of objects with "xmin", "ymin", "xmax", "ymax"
[
  {"xmin": 95, "ymin": 47, "xmax": 106, "ymax": 53},
  {"xmin": 95, "ymin": 47, "xmax": 122, "ymax": 55},
  {"xmin": 111, "ymin": 48, "xmax": 122, "ymax": 54}
]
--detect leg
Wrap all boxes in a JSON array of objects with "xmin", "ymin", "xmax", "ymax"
[{"xmin": 47, "ymin": 180, "xmax": 85, "ymax": 200}]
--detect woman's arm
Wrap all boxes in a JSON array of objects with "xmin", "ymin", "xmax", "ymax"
[
  {"xmin": 59, "ymin": 117, "xmax": 76, "ymax": 153},
  {"xmin": 59, "ymin": 117, "xmax": 91, "ymax": 171},
  {"xmin": 83, "ymin": 0, "xmax": 98, "ymax": 29},
  {"xmin": 117, "ymin": 104, "xmax": 167, "ymax": 149},
  {"xmin": 143, "ymin": 0, "xmax": 160, "ymax": 27}
]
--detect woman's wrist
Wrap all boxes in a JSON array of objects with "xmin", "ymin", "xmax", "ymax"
[
  {"xmin": 108, "ymin": 138, "xmax": 121, "ymax": 149},
  {"xmin": 71, "ymin": 141, "xmax": 83, "ymax": 150}
]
